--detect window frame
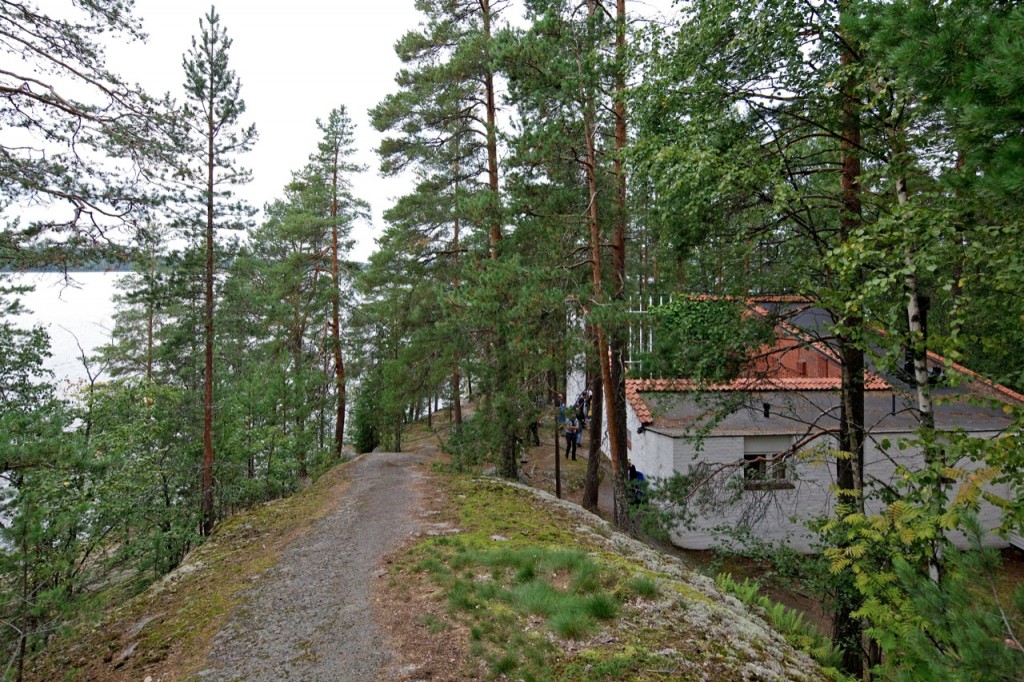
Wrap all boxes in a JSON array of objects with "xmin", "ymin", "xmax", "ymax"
[{"xmin": 742, "ymin": 453, "xmax": 794, "ymax": 491}]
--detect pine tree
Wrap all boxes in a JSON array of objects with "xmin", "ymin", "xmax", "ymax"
[
  {"xmin": 0, "ymin": 0, "xmax": 170, "ymax": 269},
  {"xmin": 0, "ymin": 281, "xmax": 90, "ymax": 677},
  {"xmin": 309, "ymin": 106, "xmax": 367, "ymax": 457},
  {"xmin": 371, "ymin": 0, "xmax": 520, "ymax": 474},
  {"xmin": 503, "ymin": 0, "xmax": 632, "ymax": 522},
  {"xmin": 179, "ymin": 5, "xmax": 256, "ymax": 536}
]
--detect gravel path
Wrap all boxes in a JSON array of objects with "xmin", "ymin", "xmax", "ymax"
[{"xmin": 196, "ymin": 451, "xmax": 427, "ymax": 681}]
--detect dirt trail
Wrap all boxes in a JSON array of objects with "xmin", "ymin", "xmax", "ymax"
[
  {"xmin": 520, "ymin": 427, "xmax": 615, "ymax": 520},
  {"xmin": 195, "ymin": 450, "xmax": 428, "ymax": 681}
]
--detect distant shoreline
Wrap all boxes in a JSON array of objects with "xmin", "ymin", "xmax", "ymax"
[{"xmin": 2, "ymin": 264, "xmax": 134, "ymax": 274}]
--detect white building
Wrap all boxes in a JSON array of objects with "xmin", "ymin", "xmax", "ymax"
[{"xmin": 619, "ymin": 302, "xmax": 1024, "ymax": 553}]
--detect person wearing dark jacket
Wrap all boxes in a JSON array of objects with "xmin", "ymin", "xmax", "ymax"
[
  {"xmin": 628, "ymin": 460, "xmax": 646, "ymax": 505},
  {"xmin": 564, "ymin": 415, "xmax": 579, "ymax": 460}
]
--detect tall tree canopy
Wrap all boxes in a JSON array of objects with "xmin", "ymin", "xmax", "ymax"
[
  {"xmin": 179, "ymin": 5, "xmax": 256, "ymax": 536},
  {"xmin": 0, "ymin": 0, "xmax": 171, "ymax": 269}
]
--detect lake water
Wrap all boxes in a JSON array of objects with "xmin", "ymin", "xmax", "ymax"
[{"xmin": 6, "ymin": 271, "xmax": 126, "ymax": 392}]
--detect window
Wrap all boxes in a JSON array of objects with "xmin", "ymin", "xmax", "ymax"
[{"xmin": 743, "ymin": 453, "xmax": 793, "ymax": 490}]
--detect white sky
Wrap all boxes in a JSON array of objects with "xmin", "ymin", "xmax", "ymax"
[{"xmin": 108, "ymin": 0, "xmax": 425, "ymax": 262}]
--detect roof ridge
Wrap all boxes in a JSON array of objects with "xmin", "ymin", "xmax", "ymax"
[{"xmin": 625, "ymin": 375, "xmax": 890, "ymax": 426}]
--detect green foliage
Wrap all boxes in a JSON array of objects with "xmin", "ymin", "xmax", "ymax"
[
  {"xmin": 2, "ymin": 52, "xmax": 367, "ymax": 676},
  {"xmin": 0, "ymin": 411, "xmax": 99, "ymax": 666},
  {"xmin": 438, "ymin": 416, "xmax": 496, "ymax": 471},
  {"xmin": 0, "ymin": 318, "xmax": 53, "ymax": 414},
  {"xmin": 640, "ymin": 298, "xmax": 772, "ymax": 382},
  {"xmin": 0, "ymin": 0, "xmax": 168, "ymax": 269},
  {"xmin": 350, "ymin": 366, "xmax": 386, "ymax": 455},
  {"xmin": 875, "ymin": 520, "xmax": 1023, "ymax": 681},
  {"xmin": 820, "ymin": 416, "xmax": 1024, "ymax": 646},
  {"xmin": 84, "ymin": 380, "xmax": 200, "ymax": 579},
  {"xmin": 179, "ymin": 7, "xmax": 257, "ymax": 220},
  {"xmin": 0, "ymin": 285, "xmax": 95, "ymax": 664},
  {"xmin": 715, "ymin": 573, "xmax": 845, "ymax": 673},
  {"xmin": 178, "ymin": 5, "xmax": 257, "ymax": 535},
  {"xmin": 8, "ymin": 1, "xmax": 1024, "ymax": 680},
  {"xmin": 633, "ymin": 3, "xmax": 1024, "ymax": 679},
  {"xmin": 823, "ymin": 489, "xmax": 1024, "ymax": 680},
  {"xmin": 715, "ymin": 573, "xmax": 762, "ymax": 605}
]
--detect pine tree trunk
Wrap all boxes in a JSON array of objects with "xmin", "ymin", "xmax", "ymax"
[
  {"xmin": 482, "ymin": 0, "xmax": 501, "ymax": 260},
  {"xmin": 290, "ymin": 319, "xmax": 308, "ymax": 479},
  {"xmin": 452, "ymin": 368, "xmax": 463, "ymax": 426},
  {"xmin": 554, "ymin": 409, "xmax": 562, "ymax": 499},
  {"xmin": 17, "ymin": 522, "xmax": 29, "ymax": 682},
  {"xmin": 481, "ymin": 0, "xmax": 515, "ymax": 480},
  {"xmin": 834, "ymin": 336, "xmax": 867, "ymax": 672},
  {"xmin": 583, "ymin": 35, "xmax": 627, "ymax": 524},
  {"xmin": 145, "ymin": 296, "xmax": 154, "ymax": 381},
  {"xmin": 608, "ymin": 0, "xmax": 631, "ymax": 531},
  {"xmin": 834, "ymin": 5, "xmax": 868, "ymax": 672},
  {"xmin": 583, "ymin": 361, "xmax": 603, "ymax": 511},
  {"xmin": 201, "ymin": 115, "xmax": 216, "ymax": 538},
  {"xmin": 451, "ymin": 160, "xmax": 463, "ymax": 426},
  {"xmin": 331, "ymin": 154, "xmax": 346, "ymax": 457}
]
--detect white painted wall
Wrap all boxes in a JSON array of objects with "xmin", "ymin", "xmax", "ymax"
[
  {"xmin": 626, "ymin": 413, "xmax": 1012, "ymax": 552},
  {"xmin": 566, "ymin": 363, "xmax": 588, "ymax": 411}
]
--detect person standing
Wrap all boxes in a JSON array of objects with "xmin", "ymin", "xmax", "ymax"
[
  {"xmin": 628, "ymin": 460, "xmax": 646, "ymax": 505},
  {"xmin": 564, "ymin": 414, "xmax": 579, "ymax": 460},
  {"xmin": 574, "ymin": 392, "xmax": 587, "ymax": 428},
  {"xmin": 528, "ymin": 393, "xmax": 543, "ymax": 446}
]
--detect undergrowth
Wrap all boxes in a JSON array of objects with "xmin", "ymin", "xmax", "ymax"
[
  {"xmin": 24, "ymin": 462, "xmax": 354, "ymax": 681},
  {"xmin": 715, "ymin": 572, "xmax": 851, "ymax": 680}
]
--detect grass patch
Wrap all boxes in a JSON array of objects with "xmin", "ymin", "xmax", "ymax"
[
  {"xmin": 440, "ymin": 542, "xmax": 616, "ymax": 640},
  {"xmin": 510, "ymin": 580, "xmax": 564, "ymax": 617},
  {"xmin": 550, "ymin": 610, "xmax": 597, "ymax": 639},
  {"xmin": 583, "ymin": 593, "xmax": 619, "ymax": 620},
  {"xmin": 399, "ymin": 474, "xmax": 643, "ymax": 678},
  {"xmin": 398, "ymin": 471, "xmax": 831, "ymax": 680},
  {"xmin": 575, "ymin": 651, "xmax": 635, "ymax": 679},
  {"xmin": 626, "ymin": 575, "xmax": 660, "ymax": 599},
  {"xmin": 415, "ymin": 613, "xmax": 449, "ymax": 635},
  {"xmin": 396, "ymin": 469, "xmax": 836, "ymax": 681},
  {"xmin": 491, "ymin": 652, "xmax": 518, "ymax": 675}
]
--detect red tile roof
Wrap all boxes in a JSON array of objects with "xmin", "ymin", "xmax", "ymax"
[
  {"xmin": 651, "ymin": 294, "xmax": 813, "ymax": 304},
  {"xmin": 625, "ymin": 375, "xmax": 890, "ymax": 425},
  {"xmin": 624, "ymin": 298, "xmax": 1024, "ymax": 426}
]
